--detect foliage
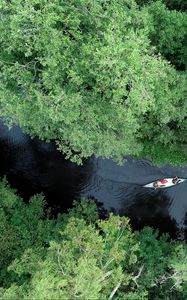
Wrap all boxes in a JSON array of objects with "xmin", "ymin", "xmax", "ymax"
[
  {"xmin": 162, "ymin": 0, "xmax": 187, "ymax": 12},
  {"xmin": 137, "ymin": 142, "xmax": 187, "ymax": 166},
  {"xmin": 0, "ymin": 179, "xmax": 187, "ymax": 299},
  {"xmin": 0, "ymin": 178, "xmax": 60, "ymax": 286},
  {"xmin": 144, "ymin": 1, "xmax": 187, "ymax": 69},
  {"xmin": 0, "ymin": 0, "xmax": 186, "ymax": 164},
  {"xmin": 135, "ymin": 0, "xmax": 187, "ymax": 12}
]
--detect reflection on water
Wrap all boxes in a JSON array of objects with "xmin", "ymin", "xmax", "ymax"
[{"xmin": 0, "ymin": 120, "xmax": 187, "ymax": 240}]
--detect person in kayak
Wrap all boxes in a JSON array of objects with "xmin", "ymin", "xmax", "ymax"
[
  {"xmin": 153, "ymin": 178, "xmax": 168, "ymax": 189},
  {"xmin": 172, "ymin": 176, "xmax": 180, "ymax": 184}
]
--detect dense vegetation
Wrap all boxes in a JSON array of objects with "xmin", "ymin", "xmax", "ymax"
[
  {"xmin": 0, "ymin": 1, "xmax": 187, "ymax": 299},
  {"xmin": 0, "ymin": 179, "xmax": 186, "ymax": 299},
  {"xmin": 136, "ymin": 0, "xmax": 187, "ymax": 12},
  {"xmin": 0, "ymin": 0, "xmax": 186, "ymax": 164}
]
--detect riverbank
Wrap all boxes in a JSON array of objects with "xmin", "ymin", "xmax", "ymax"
[{"xmin": 136, "ymin": 142, "xmax": 187, "ymax": 167}]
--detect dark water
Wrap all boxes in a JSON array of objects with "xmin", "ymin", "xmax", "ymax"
[{"xmin": 0, "ymin": 120, "xmax": 187, "ymax": 240}]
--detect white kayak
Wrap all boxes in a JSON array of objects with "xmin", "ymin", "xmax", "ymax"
[{"xmin": 144, "ymin": 178, "xmax": 186, "ymax": 189}]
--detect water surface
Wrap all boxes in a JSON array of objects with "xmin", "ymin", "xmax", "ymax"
[{"xmin": 0, "ymin": 120, "xmax": 187, "ymax": 240}]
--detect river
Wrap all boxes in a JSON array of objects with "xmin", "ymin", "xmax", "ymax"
[{"xmin": 0, "ymin": 120, "xmax": 187, "ymax": 240}]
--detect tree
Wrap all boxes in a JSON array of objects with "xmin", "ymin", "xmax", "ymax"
[
  {"xmin": 162, "ymin": 0, "xmax": 187, "ymax": 12},
  {"xmin": 1, "ymin": 216, "xmax": 187, "ymax": 299},
  {"xmin": 0, "ymin": 0, "xmax": 186, "ymax": 163},
  {"xmin": 145, "ymin": 1, "xmax": 187, "ymax": 70},
  {"xmin": 0, "ymin": 178, "xmax": 187, "ymax": 299},
  {"xmin": 135, "ymin": 0, "xmax": 187, "ymax": 12},
  {"xmin": 0, "ymin": 178, "xmax": 60, "ymax": 285}
]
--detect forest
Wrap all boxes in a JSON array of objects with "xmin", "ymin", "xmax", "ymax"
[{"xmin": 0, "ymin": 0, "xmax": 187, "ymax": 299}]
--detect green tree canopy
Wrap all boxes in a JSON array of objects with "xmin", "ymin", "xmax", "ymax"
[
  {"xmin": 145, "ymin": 1, "xmax": 187, "ymax": 69},
  {"xmin": 0, "ymin": 0, "xmax": 186, "ymax": 163},
  {"xmin": 0, "ymin": 179, "xmax": 187, "ymax": 299},
  {"xmin": 162, "ymin": 0, "xmax": 187, "ymax": 12},
  {"xmin": 136, "ymin": 0, "xmax": 187, "ymax": 12}
]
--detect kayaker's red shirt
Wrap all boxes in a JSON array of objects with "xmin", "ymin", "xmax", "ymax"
[{"xmin": 160, "ymin": 179, "xmax": 168, "ymax": 184}]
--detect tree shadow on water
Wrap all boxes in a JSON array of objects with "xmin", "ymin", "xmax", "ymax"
[{"xmin": 118, "ymin": 190, "xmax": 181, "ymax": 240}]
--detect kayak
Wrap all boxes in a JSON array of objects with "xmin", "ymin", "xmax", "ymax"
[{"xmin": 144, "ymin": 178, "xmax": 186, "ymax": 189}]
